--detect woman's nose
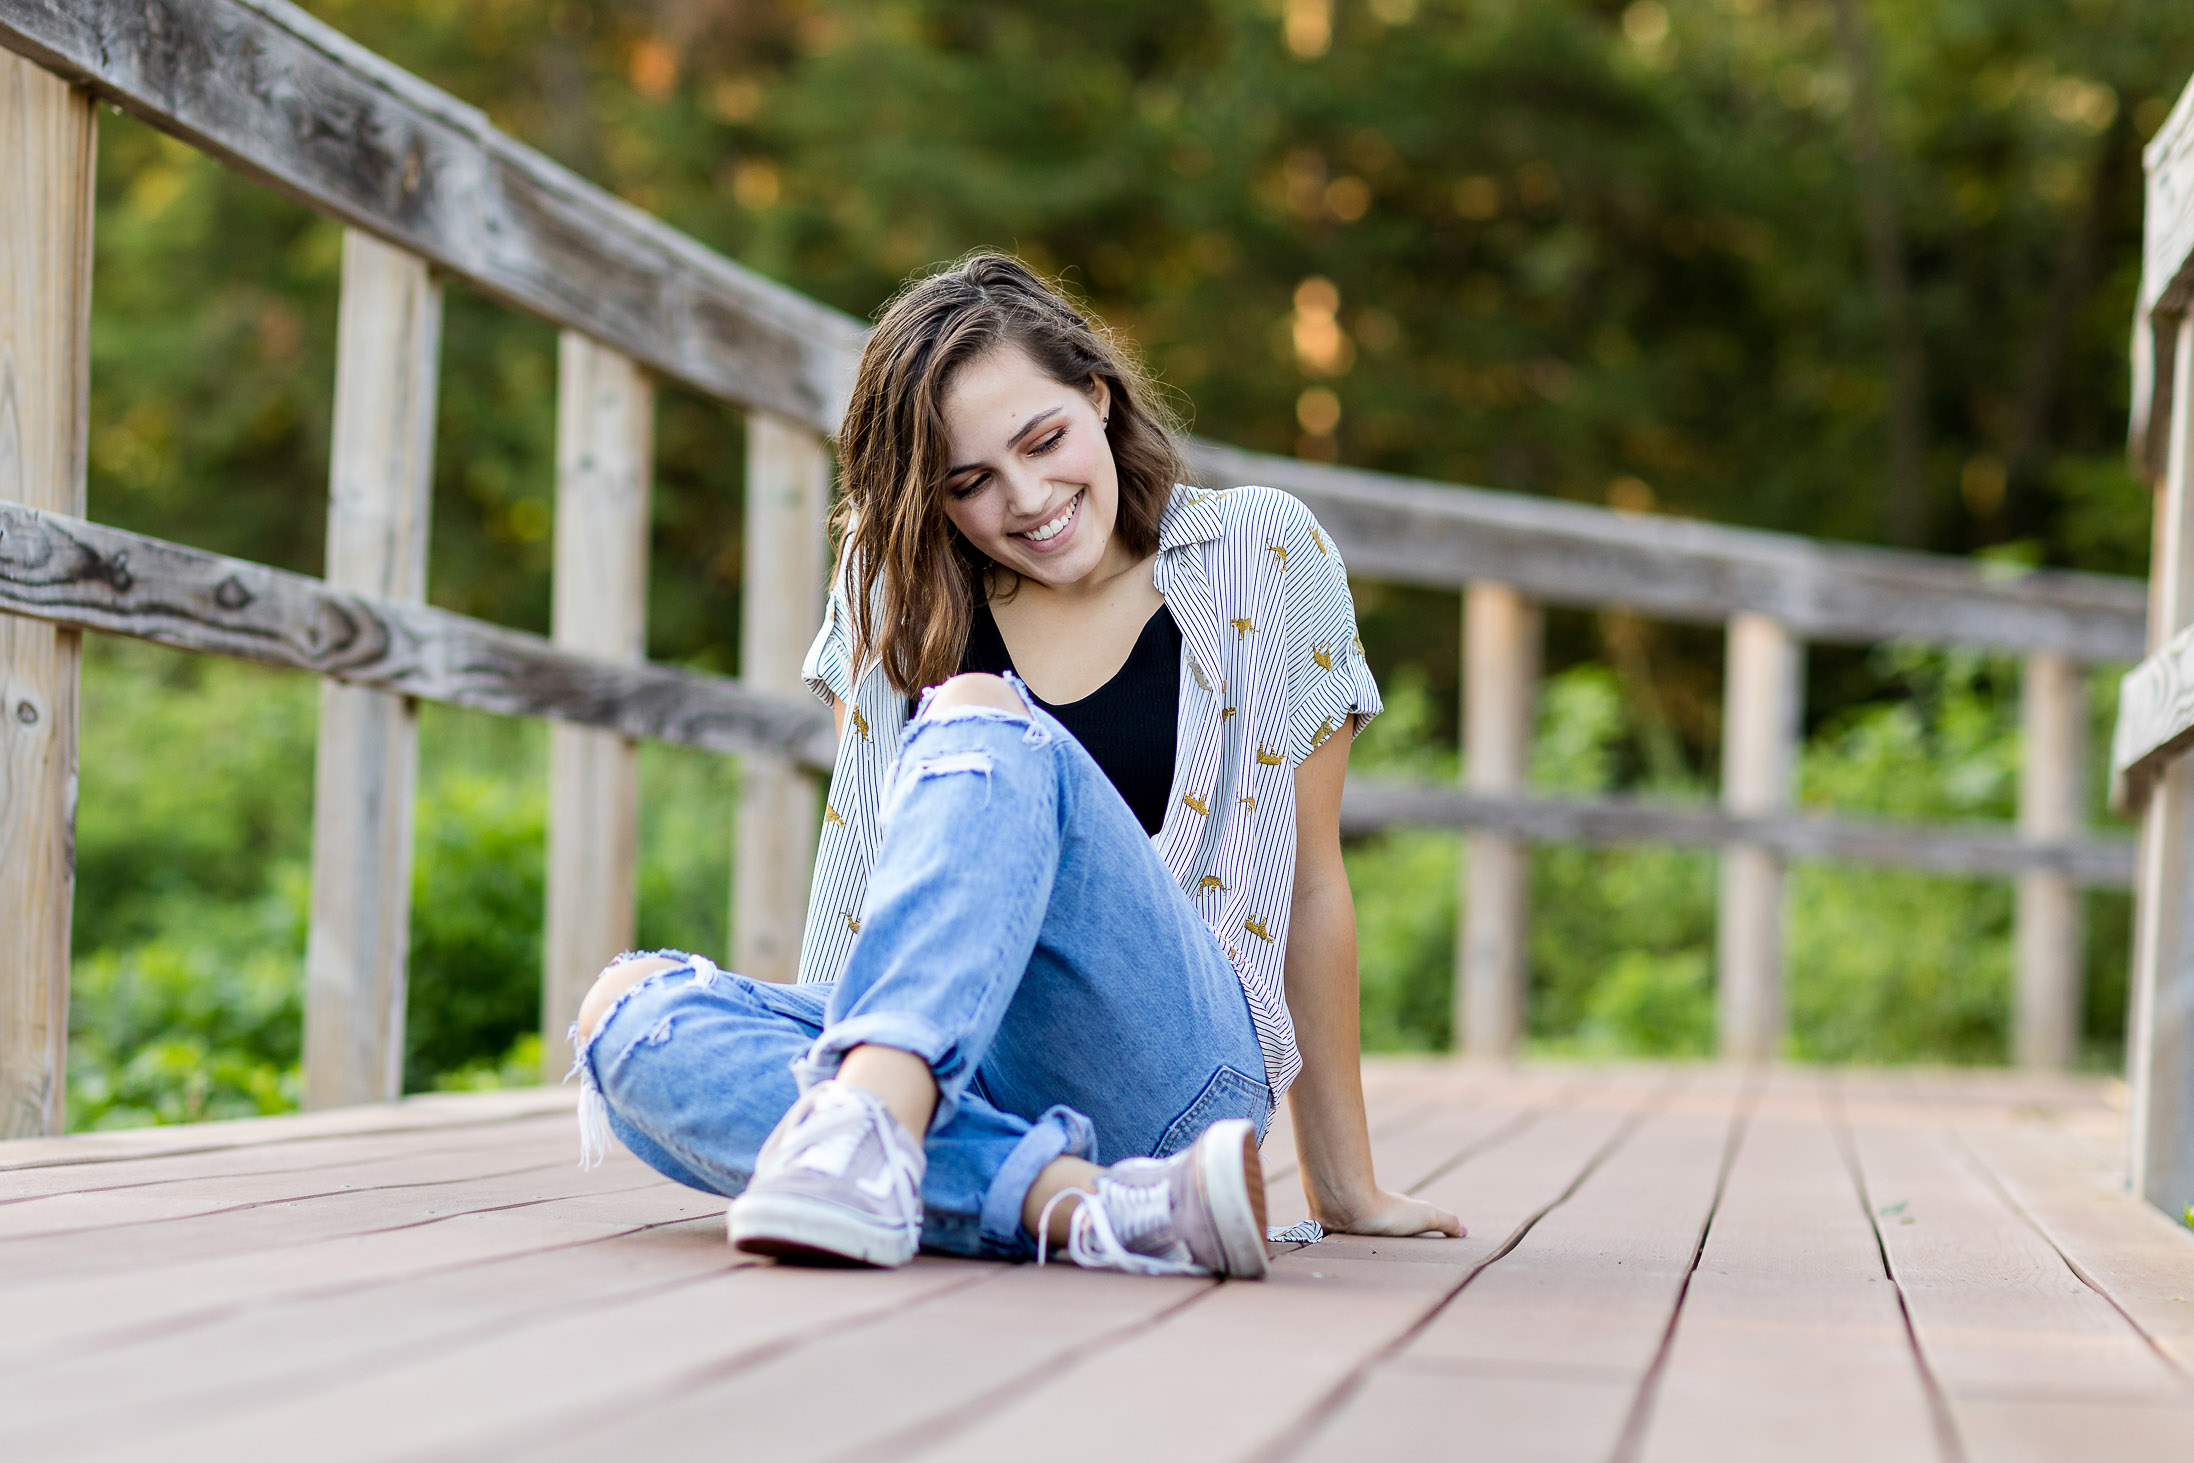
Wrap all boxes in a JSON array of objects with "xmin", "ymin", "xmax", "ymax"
[{"xmin": 999, "ymin": 467, "xmax": 1050, "ymax": 520}]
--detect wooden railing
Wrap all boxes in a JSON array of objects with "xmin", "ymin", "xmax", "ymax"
[
  {"xmin": 2112, "ymin": 73, "xmax": 2194, "ymax": 1219},
  {"xmin": 0, "ymin": 3, "xmax": 2168, "ymax": 1181}
]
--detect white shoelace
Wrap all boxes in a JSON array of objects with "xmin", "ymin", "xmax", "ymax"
[
  {"xmin": 1035, "ymin": 1175, "xmax": 1202, "ymax": 1276},
  {"xmin": 768, "ymin": 1089, "xmax": 921, "ymax": 1215}
]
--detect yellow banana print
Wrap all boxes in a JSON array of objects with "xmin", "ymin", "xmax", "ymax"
[
  {"xmin": 1237, "ymin": 794, "xmax": 1258, "ymax": 812},
  {"xmin": 1197, "ymin": 875, "xmax": 1227, "ymax": 893},
  {"xmin": 1311, "ymin": 643, "xmax": 1333, "ymax": 671},
  {"xmin": 1311, "ymin": 527, "xmax": 1328, "ymax": 554},
  {"xmin": 1188, "ymin": 656, "xmax": 1212, "ymax": 692},
  {"xmin": 1266, "ymin": 543, "xmax": 1289, "ymax": 569},
  {"xmin": 1222, "ymin": 706, "xmax": 1237, "ymax": 720},
  {"xmin": 843, "ymin": 912, "xmax": 862, "ymax": 934},
  {"xmin": 1312, "ymin": 717, "xmax": 1337, "ymax": 748},
  {"xmin": 1182, "ymin": 791, "xmax": 1211, "ymax": 816},
  {"xmin": 851, "ymin": 704, "xmax": 872, "ymax": 741},
  {"xmin": 1231, "ymin": 617, "xmax": 1254, "ymax": 639},
  {"xmin": 824, "ymin": 803, "xmax": 847, "ymax": 827},
  {"xmin": 1244, "ymin": 917, "xmax": 1275, "ymax": 943},
  {"xmin": 1255, "ymin": 744, "xmax": 1283, "ymax": 766}
]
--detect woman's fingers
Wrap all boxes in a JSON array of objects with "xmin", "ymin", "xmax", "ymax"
[
  {"xmin": 1416, "ymin": 1201, "xmax": 1466, "ymax": 1238},
  {"xmin": 1326, "ymin": 1189, "xmax": 1467, "ymax": 1238}
]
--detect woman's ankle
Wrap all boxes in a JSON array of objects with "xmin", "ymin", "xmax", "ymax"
[{"xmin": 835, "ymin": 1044, "xmax": 939, "ymax": 1141}]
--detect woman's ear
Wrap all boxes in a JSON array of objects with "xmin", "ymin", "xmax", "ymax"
[{"xmin": 1088, "ymin": 374, "xmax": 1112, "ymax": 423}]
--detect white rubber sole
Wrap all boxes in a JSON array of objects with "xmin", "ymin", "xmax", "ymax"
[
  {"xmin": 1194, "ymin": 1118, "xmax": 1270, "ymax": 1279},
  {"xmin": 727, "ymin": 1190, "xmax": 919, "ymax": 1268}
]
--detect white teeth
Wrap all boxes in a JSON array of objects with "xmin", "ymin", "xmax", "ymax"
[{"xmin": 1020, "ymin": 493, "xmax": 1078, "ymax": 543}]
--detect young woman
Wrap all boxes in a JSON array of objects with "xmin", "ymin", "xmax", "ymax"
[{"xmin": 573, "ymin": 254, "xmax": 1462, "ymax": 1276}]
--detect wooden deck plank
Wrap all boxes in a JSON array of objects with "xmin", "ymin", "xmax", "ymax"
[
  {"xmin": 0, "ymin": 1125, "xmax": 576, "ymax": 1239},
  {"xmin": 896, "ymin": 1078, "xmax": 1665, "ymax": 1462},
  {"xmin": 1638, "ymin": 1071, "xmax": 1943, "ymax": 1463},
  {"xmin": 0, "ymin": 1146, "xmax": 635, "ymax": 1281},
  {"xmin": 0, "ymin": 1160, "xmax": 705, "ymax": 1366},
  {"xmin": 1840, "ymin": 1081, "xmax": 2194, "ymax": 1455},
  {"xmin": 0, "ymin": 1086, "xmax": 575, "ymax": 1172},
  {"xmin": 0, "ymin": 1111, "xmax": 575, "ymax": 1203},
  {"xmin": 0, "ymin": 1217, "xmax": 730, "ymax": 1454},
  {"xmin": 60, "ymin": 1260, "xmax": 992, "ymax": 1463},
  {"xmin": 1284, "ymin": 1074, "xmax": 1741, "ymax": 1462},
  {"xmin": 1950, "ymin": 1107, "xmax": 2194, "ymax": 1381},
  {"xmin": 0, "ymin": 1063, "xmax": 2174, "ymax": 1462}
]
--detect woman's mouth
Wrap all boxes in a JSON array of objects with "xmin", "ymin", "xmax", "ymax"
[{"xmin": 1015, "ymin": 490, "xmax": 1082, "ymax": 549}]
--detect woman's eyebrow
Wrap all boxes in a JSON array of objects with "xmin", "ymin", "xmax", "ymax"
[{"xmin": 947, "ymin": 406, "xmax": 1064, "ymax": 476}]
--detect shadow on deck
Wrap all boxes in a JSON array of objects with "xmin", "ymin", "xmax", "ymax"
[{"xmin": 1, "ymin": 1061, "xmax": 2188, "ymax": 1461}]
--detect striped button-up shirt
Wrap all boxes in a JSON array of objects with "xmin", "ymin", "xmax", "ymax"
[{"xmin": 797, "ymin": 482, "xmax": 1382, "ymax": 1097}]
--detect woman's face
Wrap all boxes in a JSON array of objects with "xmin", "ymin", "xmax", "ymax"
[{"xmin": 938, "ymin": 344, "xmax": 1119, "ymax": 590}]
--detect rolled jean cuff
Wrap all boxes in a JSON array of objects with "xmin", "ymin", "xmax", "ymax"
[
  {"xmin": 979, "ymin": 1104, "xmax": 1096, "ymax": 1257},
  {"xmin": 791, "ymin": 1011, "xmax": 960, "ymax": 1100}
]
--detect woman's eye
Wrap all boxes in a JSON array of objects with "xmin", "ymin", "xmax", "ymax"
[
  {"xmin": 1029, "ymin": 427, "xmax": 1067, "ymax": 456},
  {"xmin": 948, "ymin": 473, "xmax": 988, "ymax": 499}
]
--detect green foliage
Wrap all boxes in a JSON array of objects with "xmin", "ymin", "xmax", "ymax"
[
  {"xmin": 1346, "ymin": 647, "xmax": 2129, "ymax": 1066},
  {"xmin": 66, "ymin": 641, "xmax": 738, "ymax": 1129},
  {"xmin": 63, "ymin": 0, "xmax": 2177, "ymax": 1119}
]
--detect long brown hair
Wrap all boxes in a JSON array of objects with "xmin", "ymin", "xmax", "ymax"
[{"xmin": 834, "ymin": 253, "xmax": 1187, "ymax": 696}]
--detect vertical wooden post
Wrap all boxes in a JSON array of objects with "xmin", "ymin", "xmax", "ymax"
[
  {"xmin": 0, "ymin": 57, "xmax": 94, "ymax": 1138},
  {"xmin": 732, "ymin": 414, "xmax": 829, "ymax": 983},
  {"xmin": 2129, "ymin": 313, "xmax": 2194, "ymax": 1212},
  {"xmin": 2014, "ymin": 651, "xmax": 2086, "ymax": 1069},
  {"xmin": 1457, "ymin": 583, "xmax": 1539, "ymax": 1057},
  {"xmin": 541, "ymin": 333, "xmax": 653, "ymax": 1075},
  {"xmin": 1717, "ymin": 612, "xmax": 1801, "ymax": 1061},
  {"xmin": 302, "ymin": 232, "xmax": 441, "ymax": 1108}
]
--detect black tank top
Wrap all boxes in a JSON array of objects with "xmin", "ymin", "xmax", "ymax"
[{"xmin": 957, "ymin": 601, "xmax": 1181, "ymax": 836}]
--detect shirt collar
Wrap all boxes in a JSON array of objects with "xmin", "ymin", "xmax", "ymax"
[{"xmin": 1158, "ymin": 482, "xmax": 1226, "ymax": 552}]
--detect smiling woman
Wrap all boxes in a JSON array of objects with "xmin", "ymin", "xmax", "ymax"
[{"xmin": 571, "ymin": 253, "xmax": 1461, "ymax": 1280}]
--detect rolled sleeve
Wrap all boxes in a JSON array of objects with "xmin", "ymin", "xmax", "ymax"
[{"xmin": 1282, "ymin": 504, "xmax": 1382, "ymax": 765}]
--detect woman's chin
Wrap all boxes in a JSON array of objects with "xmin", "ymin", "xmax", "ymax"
[{"xmin": 993, "ymin": 535, "xmax": 1106, "ymax": 587}]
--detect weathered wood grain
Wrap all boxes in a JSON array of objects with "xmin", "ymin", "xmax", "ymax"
[
  {"xmin": 542, "ymin": 333, "xmax": 652, "ymax": 1071},
  {"xmin": 733, "ymin": 413, "xmax": 830, "ymax": 983},
  {"xmin": 1718, "ymin": 614, "xmax": 1800, "ymax": 1062},
  {"xmin": 2111, "ymin": 620, "xmax": 2194, "ymax": 799},
  {"xmin": 0, "ymin": 1086, "xmax": 573, "ymax": 1173},
  {"xmin": 0, "ymin": 503, "xmax": 838, "ymax": 768},
  {"xmin": 2142, "ymin": 74, "xmax": 2194, "ymax": 320},
  {"xmin": 1843, "ymin": 1104, "xmax": 2194, "ymax": 1450},
  {"xmin": 1189, "ymin": 440, "xmax": 2149, "ymax": 661},
  {"xmin": 1956, "ymin": 1118, "xmax": 2194, "ymax": 1381},
  {"xmin": 1337, "ymin": 780, "xmax": 2137, "ymax": 886},
  {"xmin": 303, "ymin": 230, "xmax": 439, "ymax": 1110},
  {"xmin": 0, "ymin": 1213, "xmax": 733, "ymax": 1456},
  {"xmin": 1459, "ymin": 582, "xmax": 1537, "ymax": 1058},
  {"xmin": 2128, "ymin": 312, "xmax": 2194, "ymax": 1220},
  {"xmin": 0, "ymin": 0, "xmax": 867, "ymax": 434},
  {"xmin": 0, "ymin": 52, "xmax": 92, "ymax": 1139},
  {"xmin": 2016, "ymin": 652, "xmax": 2086, "ymax": 1070},
  {"xmin": 1640, "ymin": 1075, "xmax": 1939, "ymax": 1463}
]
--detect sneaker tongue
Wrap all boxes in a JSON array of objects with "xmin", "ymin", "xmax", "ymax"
[{"xmin": 1099, "ymin": 1171, "xmax": 1177, "ymax": 1254}]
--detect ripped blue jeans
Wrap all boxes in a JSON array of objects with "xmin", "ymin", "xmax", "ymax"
[{"xmin": 577, "ymin": 682, "xmax": 1271, "ymax": 1260}]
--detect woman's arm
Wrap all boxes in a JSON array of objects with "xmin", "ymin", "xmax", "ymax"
[{"xmin": 1283, "ymin": 722, "xmax": 1465, "ymax": 1238}]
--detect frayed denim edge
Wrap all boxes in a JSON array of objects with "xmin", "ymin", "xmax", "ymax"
[{"xmin": 566, "ymin": 949, "xmax": 722, "ymax": 1170}]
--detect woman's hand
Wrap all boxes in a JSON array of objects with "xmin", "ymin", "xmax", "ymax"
[{"xmin": 1312, "ymin": 1186, "xmax": 1466, "ymax": 1239}]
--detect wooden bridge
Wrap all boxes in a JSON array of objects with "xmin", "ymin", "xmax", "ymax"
[{"xmin": 2, "ymin": 4, "xmax": 2193, "ymax": 1457}]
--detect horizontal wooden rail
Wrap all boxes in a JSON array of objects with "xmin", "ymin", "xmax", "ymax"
[
  {"xmin": 0, "ymin": 0, "xmax": 868, "ymax": 435},
  {"xmin": 1337, "ymin": 781, "xmax": 2136, "ymax": 887},
  {"xmin": 0, "ymin": 502, "xmax": 835, "ymax": 769},
  {"xmin": 1189, "ymin": 441, "xmax": 2148, "ymax": 662},
  {"xmin": 2111, "ymin": 621, "xmax": 2194, "ymax": 801}
]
